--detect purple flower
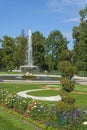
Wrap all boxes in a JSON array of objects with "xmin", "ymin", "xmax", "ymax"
[{"xmin": 62, "ymin": 111, "xmax": 66, "ymax": 119}]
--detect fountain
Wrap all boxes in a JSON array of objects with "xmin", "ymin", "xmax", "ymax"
[
  {"xmin": 0, "ymin": 30, "xmax": 59, "ymax": 82},
  {"xmin": 20, "ymin": 30, "xmax": 37, "ymax": 73}
]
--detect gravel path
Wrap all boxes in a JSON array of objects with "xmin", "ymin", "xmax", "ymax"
[{"xmin": 17, "ymin": 89, "xmax": 61, "ymax": 101}]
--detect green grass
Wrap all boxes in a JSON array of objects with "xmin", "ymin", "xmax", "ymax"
[
  {"xmin": 0, "ymin": 83, "xmax": 87, "ymax": 109},
  {"xmin": 0, "ymin": 107, "xmax": 35, "ymax": 130},
  {"xmin": 74, "ymin": 84, "xmax": 87, "ymax": 92},
  {"xmin": 0, "ymin": 83, "xmax": 87, "ymax": 130},
  {"xmin": 0, "ymin": 83, "xmax": 42, "ymax": 94},
  {"xmin": 71, "ymin": 93, "xmax": 87, "ymax": 109},
  {"xmin": 28, "ymin": 89, "xmax": 59, "ymax": 97},
  {"xmin": 0, "ymin": 71, "xmax": 19, "ymax": 74}
]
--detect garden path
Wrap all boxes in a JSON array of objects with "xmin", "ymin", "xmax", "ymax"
[
  {"xmin": 17, "ymin": 88, "xmax": 61, "ymax": 101},
  {"xmin": 17, "ymin": 84, "xmax": 87, "ymax": 102}
]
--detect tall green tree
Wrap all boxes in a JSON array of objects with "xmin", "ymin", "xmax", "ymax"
[
  {"xmin": 79, "ymin": 5, "xmax": 87, "ymax": 22},
  {"xmin": 32, "ymin": 31, "xmax": 45, "ymax": 70},
  {"xmin": 1, "ymin": 35, "xmax": 16, "ymax": 70},
  {"xmin": 0, "ymin": 48, "xmax": 3, "ymax": 70},
  {"xmin": 45, "ymin": 30, "xmax": 68, "ymax": 71},
  {"xmin": 72, "ymin": 6, "xmax": 87, "ymax": 71},
  {"xmin": 15, "ymin": 30, "xmax": 27, "ymax": 68}
]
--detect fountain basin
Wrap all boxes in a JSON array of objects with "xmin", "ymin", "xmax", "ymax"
[
  {"xmin": 20, "ymin": 65, "xmax": 38, "ymax": 73},
  {"xmin": 0, "ymin": 74, "xmax": 59, "ymax": 81}
]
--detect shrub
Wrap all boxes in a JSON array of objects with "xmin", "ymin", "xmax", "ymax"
[
  {"xmin": 61, "ymin": 92, "xmax": 75, "ymax": 105},
  {"xmin": 5, "ymin": 94, "xmax": 18, "ymax": 109},
  {"xmin": 56, "ymin": 101, "xmax": 82, "ymax": 129},
  {"xmin": 13, "ymin": 97, "xmax": 29, "ymax": 114},
  {"xmin": 60, "ymin": 77, "xmax": 74, "ymax": 93},
  {"xmin": 0, "ymin": 89, "xmax": 9, "ymax": 104},
  {"xmin": 59, "ymin": 61, "xmax": 74, "ymax": 79}
]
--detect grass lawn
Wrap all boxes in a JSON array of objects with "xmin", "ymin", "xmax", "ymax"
[
  {"xmin": 0, "ymin": 107, "xmax": 36, "ymax": 130},
  {"xmin": 71, "ymin": 93, "xmax": 87, "ymax": 109},
  {"xmin": 74, "ymin": 84, "xmax": 87, "ymax": 92},
  {"xmin": 0, "ymin": 83, "xmax": 87, "ymax": 130},
  {"xmin": 0, "ymin": 83, "xmax": 87, "ymax": 108},
  {"xmin": 27, "ymin": 89, "xmax": 59, "ymax": 96},
  {"xmin": 0, "ymin": 83, "xmax": 42, "ymax": 94}
]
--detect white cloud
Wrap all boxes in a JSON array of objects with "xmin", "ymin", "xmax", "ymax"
[
  {"xmin": 46, "ymin": 0, "xmax": 64, "ymax": 13},
  {"xmin": 64, "ymin": 17, "xmax": 80, "ymax": 22},
  {"xmin": 47, "ymin": 0, "xmax": 59, "ymax": 7},
  {"xmin": 71, "ymin": 0, "xmax": 87, "ymax": 6},
  {"xmin": 63, "ymin": 0, "xmax": 87, "ymax": 6},
  {"xmin": 34, "ymin": 0, "xmax": 87, "ymax": 15},
  {"xmin": 47, "ymin": 0, "xmax": 87, "ymax": 8}
]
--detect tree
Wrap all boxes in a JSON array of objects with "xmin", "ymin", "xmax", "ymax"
[
  {"xmin": 32, "ymin": 31, "xmax": 46, "ymax": 70},
  {"xmin": 1, "ymin": 35, "xmax": 16, "ymax": 71},
  {"xmin": 72, "ymin": 6, "xmax": 87, "ymax": 71},
  {"xmin": 0, "ymin": 48, "xmax": 4, "ymax": 70},
  {"xmin": 45, "ymin": 30, "xmax": 68, "ymax": 71},
  {"xmin": 15, "ymin": 30, "xmax": 27, "ymax": 68},
  {"xmin": 79, "ymin": 5, "xmax": 87, "ymax": 22}
]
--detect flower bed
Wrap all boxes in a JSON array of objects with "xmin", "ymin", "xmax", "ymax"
[{"xmin": 0, "ymin": 88, "xmax": 87, "ymax": 130}]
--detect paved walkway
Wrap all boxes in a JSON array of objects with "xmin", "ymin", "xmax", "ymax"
[
  {"xmin": 17, "ymin": 88, "xmax": 61, "ymax": 101},
  {"xmin": 3, "ymin": 80, "xmax": 60, "ymax": 84},
  {"xmin": 0, "ymin": 74, "xmax": 87, "ymax": 85}
]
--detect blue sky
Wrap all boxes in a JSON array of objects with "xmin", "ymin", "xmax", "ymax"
[{"xmin": 0, "ymin": 0, "xmax": 87, "ymax": 49}]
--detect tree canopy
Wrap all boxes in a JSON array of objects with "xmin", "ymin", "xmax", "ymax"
[
  {"xmin": 32, "ymin": 31, "xmax": 46, "ymax": 70},
  {"xmin": 0, "ymin": 4, "xmax": 87, "ymax": 73},
  {"xmin": 15, "ymin": 30, "xmax": 27, "ymax": 68},
  {"xmin": 45, "ymin": 30, "xmax": 68, "ymax": 71},
  {"xmin": 72, "ymin": 5, "xmax": 87, "ymax": 71},
  {"xmin": 1, "ymin": 35, "xmax": 15, "ymax": 70}
]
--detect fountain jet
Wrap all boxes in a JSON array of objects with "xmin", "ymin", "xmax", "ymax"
[
  {"xmin": 20, "ymin": 30, "xmax": 37, "ymax": 73},
  {"xmin": 27, "ymin": 30, "xmax": 33, "ymax": 66}
]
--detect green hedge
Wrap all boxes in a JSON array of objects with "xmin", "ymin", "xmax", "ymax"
[{"xmin": 78, "ymin": 71, "xmax": 87, "ymax": 77}]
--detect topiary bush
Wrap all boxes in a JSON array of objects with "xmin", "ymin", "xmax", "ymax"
[
  {"xmin": 56, "ymin": 50, "xmax": 81, "ymax": 129},
  {"xmin": 59, "ymin": 61, "xmax": 74, "ymax": 79},
  {"xmin": 60, "ymin": 77, "xmax": 74, "ymax": 93}
]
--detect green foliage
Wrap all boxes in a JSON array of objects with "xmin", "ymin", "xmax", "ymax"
[
  {"xmin": 60, "ymin": 91, "xmax": 75, "ymax": 105},
  {"xmin": 78, "ymin": 71, "xmax": 87, "ymax": 77},
  {"xmin": 56, "ymin": 101, "xmax": 84, "ymax": 130},
  {"xmin": 0, "ymin": 49, "xmax": 4, "ymax": 69},
  {"xmin": 75, "ymin": 60, "xmax": 87, "ymax": 71},
  {"xmin": 15, "ymin": 30, "xmax": 27, "ymax": 68},
  {"xmin": 60, "ymin": 50, "xmax": 73, "ymax": 61},
  {"xmin": 32, "ymin": 31, "xmax": 46, "ymax": 70},
  {"xmin": 73, "ymin": 6, "xmax": 87, "ymax": 71},
  {"xmin": 0, "ymin": 89, "xmax": 9, "ymax": 103},
  {"xmin": 13, "ymin": 98, "xmax": 28, "ymax": 114},
  {"xmin": 59, "ymin": 61, "xmax": 74, "ymax": 79},
  {"xmin": 1, "ymin": 35, "xmax": 16, "ymax": 70},
  {"xmin": 56, "ymin": 100, "xmax": 77, "ymax": 113},
  {"xmin": 0, "ymin": 85, "xmax": 87, "ymax": 130},
  {"xmin": 58, "ymin": 50, "xmax": 75, "ymax": 94},
  {"xmin": 57, "ymin": 48, "xmax": 78, "ymax": 129},
  {"xmin": 5, "ymin": 94, "xmax": 18, "ymax": 109},
  {"xmin": 45, "ymin": 30, "xmax": 68, "ymax": 71},
  {"xmin": 79, "ymin": 5, "xmax": 87, "ymax": 22},
  {"xmin": 60, "ymin": 77, "xmax": 74, "ymax": 93},
  {"xmin": 0, "ymin": 29, "xmax": 68, "ymax": 71}
]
